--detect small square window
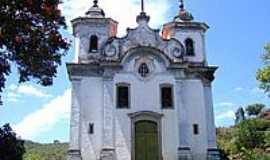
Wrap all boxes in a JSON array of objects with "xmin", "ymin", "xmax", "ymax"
[
  {"xmin": 193, "ymin": 124, "xmax": 199, "ymax": 135},
  {"xmin": 117, "ymin": 85, "xmax": 130, "ymax": 108},
  {"xmin": 161, "ymin": 86, "xmax": 173, "ymax": 109}
]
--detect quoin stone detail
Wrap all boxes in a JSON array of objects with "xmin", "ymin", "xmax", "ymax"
[{"xmin": 67, "ymin": 0, "xmax": 220, "ymax": 160}]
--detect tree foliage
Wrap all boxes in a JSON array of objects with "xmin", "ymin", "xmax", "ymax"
[
  {"xmin": 245, "ymin": 103, "xmax": 266, "ymax": 117},
  {"xmin": 235, "ymin": 119, "xmax": 268, "ymax": 150},
  {"xmin": 217, "ymin": 119, "xmax": 270, "ymax": 160},
  {"xmin": 23, "ymin": 141, "xmax": 68, "ymax": 160},
  {"xmin": 257, "ymin": 44, "xmax": 270, "ymax": 95},
  {"xmin": 0, "ymin": 0, "xmax": 70, "ymax": 104},
  {"xmin": 0, "ymin": 124, "xmax": 25, "ymax": 160}
]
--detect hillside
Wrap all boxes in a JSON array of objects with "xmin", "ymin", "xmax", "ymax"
[{"xmin": 23, "ymin": 141, "xmax": 68, "ymax": 160}]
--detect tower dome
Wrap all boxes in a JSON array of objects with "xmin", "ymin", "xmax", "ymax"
[{"xmin": 85, "ymin": 0, "xmax": 105, "ymax": 18}]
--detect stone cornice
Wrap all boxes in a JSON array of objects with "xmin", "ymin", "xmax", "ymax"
[
  {"xmin": 71, "ymin": 17, "xmax": 118, "ymax": 36},
  {"xmin": 185, "ymin": 66, "xmax": 218, "ymax": 83},
  {"xmin": 71, "ymin": 17, "xmax": 118, "ymax": 26},
  {"xmin": 67, "ymin": 62, "xmax": 218, "ymax": 84},
  {"xmin": 163, "ymin": 21, "xmax": 209, "ymax": 32},
  {"xmin": 66, "ymin": 63, "xmax": 122, "ymax": 79}
]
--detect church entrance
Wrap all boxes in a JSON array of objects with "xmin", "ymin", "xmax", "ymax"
[{"xmin": 135, "ymin": 120, "xmax": 159, "ymax": 160}]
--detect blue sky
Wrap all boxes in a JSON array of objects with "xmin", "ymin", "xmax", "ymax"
[{"xmin": 0, "ymin": 0, "xmax": 270, "ymax": 143}]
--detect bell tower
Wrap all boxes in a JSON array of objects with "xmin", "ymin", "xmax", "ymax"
[
  {"xmin": 162, "ymin": 0, "xmax": 209, "ymax": 64},
  {"xmin": 71, "ymin": 0, "xmax": 118, "ymax": 63}
]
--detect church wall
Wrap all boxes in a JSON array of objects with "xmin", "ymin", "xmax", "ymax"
[
  {"xmin": 182, "ymin": 80, "xmax": 208, "ymax": 159},
  {"xmin": 79, "ymin": 77, "xmax": 104, "ymax": 160},
  {"xmin": 174, "ymin": 30, "xmax": 205, "ymax": 63},
  {"xmin": 113, "ymin": 73, "xmax": 179, "ymax": 160}
]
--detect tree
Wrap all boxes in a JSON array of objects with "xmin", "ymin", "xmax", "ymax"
[
  {"xmin": 234, "ymin": 119, "xmax": 268, "ymax": 150},
  {"xmin": 0, "ymin": 0, "xmax": 70, "ymax": 104},
  {"xmin": 257, "ymin": 44, "xmax": 270, "ymax": 95},
  {"xmin": 0, "ymin": 124, "xmax": 25, "ymax": 160},
  {"xmin": 245, "ymin": 103, "xmax": 266, "ymax": 117}
]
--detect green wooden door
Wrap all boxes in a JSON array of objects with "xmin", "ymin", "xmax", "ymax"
[{"xmin": 135, "ymin": 121, "xmax": 159, "ymax": 160}]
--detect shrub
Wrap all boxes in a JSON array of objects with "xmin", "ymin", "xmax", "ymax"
[{"xmin": 234, "ymin": 119, "xmax": 268, "ymax": 150}]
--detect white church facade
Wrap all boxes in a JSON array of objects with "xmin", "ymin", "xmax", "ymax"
[{"xmin": 67, "ymin": 0, "xmax": 220, "ymax": 160}]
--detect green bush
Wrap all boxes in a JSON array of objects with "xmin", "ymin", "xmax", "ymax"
[
  {"xmin": 265, "ymin": 132, "xmax": 270, "ymax": 148},
  {"xmin": 234, "ymin": 119, "xmax": 268, "ymax": 150},
  {"xmin": 217, "ymin": 120, "xmax": 270, "ymax": 159}
]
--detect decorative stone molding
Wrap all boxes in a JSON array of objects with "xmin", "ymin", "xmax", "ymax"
[
  {"xmin": 100, "ymin": 148, "xmax": 115, "ymax": 160},
  {"xmin": 163, "ymin": 21, "xmax": 209, "ymax": 33},
  {"xmin": 128, "ymin": 111, "xmax": 163, "ymax": 120},
  {"xmin": 185, "ymin": 66, "xmax": 218, "ymax": 83},
  {"xmin": 207, "ymin": 148, "xmax": 221, "ymax": 160},
  {"xmin": 68, "ymin": 150, "xmax": 82, "ymax": 160},
  {"xmin": 67, "ymin": 63, "xmax": 105, "ymax": 78},
  {"xmin": 83, "ymin": 20, "xmax": 186, "ymax": 64},
  {"xmin": 134, "ymin": 56, "xmax": 155, "ymax": 80},
  {"xmin": 178, "ymin": 147, "xmax": 192, "ymax": 160}
]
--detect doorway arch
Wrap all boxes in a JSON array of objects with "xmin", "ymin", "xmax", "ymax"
[{"xmin": 128, "ymin": 111, "xmax": 163, "ymax": 160}]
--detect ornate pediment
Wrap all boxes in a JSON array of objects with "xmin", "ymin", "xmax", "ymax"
[{"xmin": 99, "ymin": 23, "xmax": 185, "ymax": 65}]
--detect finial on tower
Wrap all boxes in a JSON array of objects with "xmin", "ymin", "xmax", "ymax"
[
  {"xmin": 93, "ymin": 0, "xmax": 98, "ymax": 7},
  {"xmin": 86, "ymin": 0, "xmax": 105, "ymax": 18},
  {"xmin": 174, "ymin": 0, "xmax": 194, "ymax": 22},
  {"xmin": 179, "ymin": 0, "xmax": 184, "ymax": 10}
]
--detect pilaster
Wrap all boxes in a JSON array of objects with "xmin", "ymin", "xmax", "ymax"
[
  {"xmin": 203, "ymin": 81, "xmax": 217, "ymax": 149},
  {"xmin": 203, "ymin": 81, "xmax": 221, "ymax": 160},
  {"xmin": 101, "ymin": 71, "xmax": 115, "ymax": 160},
  {"xmin": 68, "ymin": 77, "xmax": 82, "ymax": 160},
  {"xmin": 176, "ymin": 79, "xmax": 192, "ymax": 160}
]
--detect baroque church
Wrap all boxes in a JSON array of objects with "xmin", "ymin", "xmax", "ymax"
[{"xmin": 67, "ymin": 0, "xmax": 220, "ymax": 160}]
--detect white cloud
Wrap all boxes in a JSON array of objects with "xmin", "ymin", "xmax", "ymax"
[
  {"xmin": 6, "ymin": 84, "xmax": 51, "ymax": 103},
  {"xmin": 61, "ymin": 0, "xmax": 172, "ymax": 36},
  {"xmin": 234, "ymin": 87, "xmax": 244, "ymax": 91},
  {"xmin": 16, "ymin": 84, "xmax": 51, "ymax": 98},
  {"xmin": 215, "ymin": 102, "xmax": 235, "ymax": 108},
  {"xmin": 252, "ymin": 87, "xmax": 265, "ymax": 94},
  {"xmin": 14, "ymin": 89, "xmax": 71, "ymax": 139},
  {"xmin": 8, "ymin": 84, "xmax": 17, "ymax": 91},
  {"xmin": 6, "ymin": 92, "xmax": 20, "ymax": 102},
  {"xmin": 216, "ymin": 110, "xmax": 235, "ymax": 120}
]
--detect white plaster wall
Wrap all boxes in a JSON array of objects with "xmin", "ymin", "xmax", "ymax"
[
  {"xmin": 113, "ymin": 73, "xmax": 179, "ymax": 160},
  {"xmin": 182, "ymin": 80, "xmax": 208, "ymax": 160},
  {"xmin": 76, "ymin": 56, "xmax": 212, "ymax": 160},
  {"xmin": 174, "ymin": 30, "xmax": 205, "ymax": 63},
  {"xmin": 79, "ymin": 77, "xmax": 104, "ymax": 160}
]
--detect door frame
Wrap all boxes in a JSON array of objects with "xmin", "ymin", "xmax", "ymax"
[{"xmin": 128, "ymin": 111, "xmax": 163, "ymax": 160}]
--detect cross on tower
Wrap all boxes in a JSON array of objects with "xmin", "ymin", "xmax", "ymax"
[
  {"xmin": 141, "ymin": 0, "xmax": 144, "ymax": 12},
  {"xmin": 179, "ymin": 0, "xmax": 184, "ymax": 10}
]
